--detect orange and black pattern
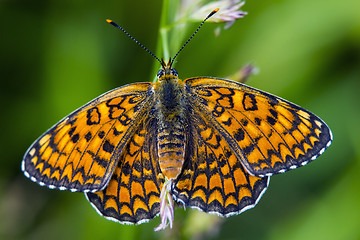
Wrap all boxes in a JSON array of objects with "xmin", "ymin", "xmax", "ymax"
[
  {"xmin": 172, "ymin": 109, "xmax": 269, "ymax": 215},
  {"xmin": 185, "ymin": 77, "xmax": 332, "ymax": 177},
  {"xmin": 22, "ymin": 83, "xmax": 154, "ymax": 192},
  {"xmin": 86, "ymin": 117, "xmax": 165, "ymax": 224},
  {"xmin": 22, "ymin": 74, "xmax": 331, "ymax": 224},
  {"xmin": 21, "ymin": 7, "xmax": 332, "ymax": 227}
]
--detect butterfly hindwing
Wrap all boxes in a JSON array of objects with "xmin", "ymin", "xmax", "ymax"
[
  {"xmin": 185, "ymin": 77, "xmax": 332, "ymax": 177},
  {"xmin": 86, "ymin": 116, "xmax": 164, "ymax": 224},
  {"xmin": 22, "ymin": 83, "xmax": 154, "ymax": 192},
  {"xmin": 172, "ymin": 108, "xmax": 269, "ymax": 216}
]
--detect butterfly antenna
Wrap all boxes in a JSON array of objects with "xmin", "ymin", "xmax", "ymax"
[
  {"xmin": 170, "ymin": 8, "xmax": 219, "ymax": 67},
  {"xmin": 106, "ymin": 19, "xmax": 163, "ymax": 66}
]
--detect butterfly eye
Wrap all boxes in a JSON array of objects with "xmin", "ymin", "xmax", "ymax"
[
  {"xmin": 157, "ymin": 69, "xmax": 165, "ymax": 78},
  {"xmin": 171, "ymin": 68, "xmax": 178, "ymax": 77}
]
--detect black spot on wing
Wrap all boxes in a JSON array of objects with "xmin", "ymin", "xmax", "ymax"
[
  {"xmin": 267, "ymin": 116, "xmax": 276, "ymax": 126},
  {"xmin": 71, "ymin": 133, "xmax": 79, "ymax": 143},
  {"xmin": 98, "ymin": 131, "xmax": 105, "ymax": 139},
  {"xmin": 85, "ymin": 132, "xmax": 92, "ymax": 142},
  {"xmin": 234, "ymin": 128, "xmax": 245, "ymax": 142},
  {"xmin": 103, "ymin": 140, "xmax": 115, "ymax": 153}
]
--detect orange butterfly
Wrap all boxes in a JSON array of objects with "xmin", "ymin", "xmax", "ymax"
[{"xmin": 22, "ymin": 9, "xmax": 332, "ymax": 230}]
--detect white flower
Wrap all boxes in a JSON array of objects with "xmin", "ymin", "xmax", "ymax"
[
  {"xmin": 154, "ymin": 180, "xmax": 174, "ymax": 231},
  {"xmin": 190, "ymin": 0, "xmax": 247, "ymax": 28}
]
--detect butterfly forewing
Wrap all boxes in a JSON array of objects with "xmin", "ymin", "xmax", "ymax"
[
  {"xmin": 22, "ymin": 83, "xmax": 154, "ymax": 192},
  {"xmin": 185, "ymin": 77, "xmax": 332, "ymax": 177},
  {"xmin": 172, "ymin": 108, "xmax": 269, "ymax": 215},
  {"xmin": 86, "ymin": 116, "xmax": 164, "ymax": 224}
]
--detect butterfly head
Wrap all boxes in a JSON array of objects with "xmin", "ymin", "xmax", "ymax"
[{"xmin": 157, "ymin": 58, "xmax": 178, "ymax": 80}]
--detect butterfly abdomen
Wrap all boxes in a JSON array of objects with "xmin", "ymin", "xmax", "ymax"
[
  {"xmin": 157, "ymin": 124, "xmax": 186, "ymax": 180},
  {"xmin": 155, "ymin": 75, "xmax": 186, "ymax": 180}
]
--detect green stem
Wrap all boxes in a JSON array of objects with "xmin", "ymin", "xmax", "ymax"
[
  {"xmin": 151, "ymin": 0, "xmax": 170, "ymax": 82},
  {"xmin": 161, "ymin": 27, "xmax": 170, "ymax": 61},
  {"xmin": 151, "ymin": 0, "xmax": 194, "ymax": 82}
]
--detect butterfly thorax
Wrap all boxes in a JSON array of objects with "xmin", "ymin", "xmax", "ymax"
[{"xmin": 154, "ymin": 66, "xmax": 186, "ymax": 180}]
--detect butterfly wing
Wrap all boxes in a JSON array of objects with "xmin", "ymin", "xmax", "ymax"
[
  {"xmin": 22, "ymin": 83, "xmax": 154, "ymax": 192},
  {"xmin": 86, "ymin": 116, "xmax": 164, "ymax": 224},
  {"xmin": 184, "ymin": 77, "xmax": 332, "ymax": 177},
  {"xmin": 172, "ymin": 108, "xmax": 269, "ymax": 216}
]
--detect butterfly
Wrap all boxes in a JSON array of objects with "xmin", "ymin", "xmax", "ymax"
[{"xmin": 22, "ymin": 9, "xmax": 332, "ymax": 230}]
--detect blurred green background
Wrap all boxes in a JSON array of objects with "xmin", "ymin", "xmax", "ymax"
[{"xmin": 1, "ymin": 0, "xmax": 359, "ymax": 239}]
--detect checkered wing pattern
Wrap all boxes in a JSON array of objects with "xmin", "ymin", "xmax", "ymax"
[
  {"xmin": 22, "ymin": 83, "xmax": 154, "ymax": 192},
  {"xmin": 172, "ymin": 108, "xmax": 269, "ymax": 215},
  {"xmin": 184, "ymin": 77, "xmax": 332, "ymax": 177},
  {"xmin": 86, "ymin": 117, "xmax": 164, "ymax": 224}
]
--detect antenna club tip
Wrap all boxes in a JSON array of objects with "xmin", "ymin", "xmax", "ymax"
[
  {"xmin": 207, "ymin": 8, "xmax": 219, "ymax": 18},
  {"xmin": 106, "ymin": 19, "xmax": 113, "ymax": 23}
]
